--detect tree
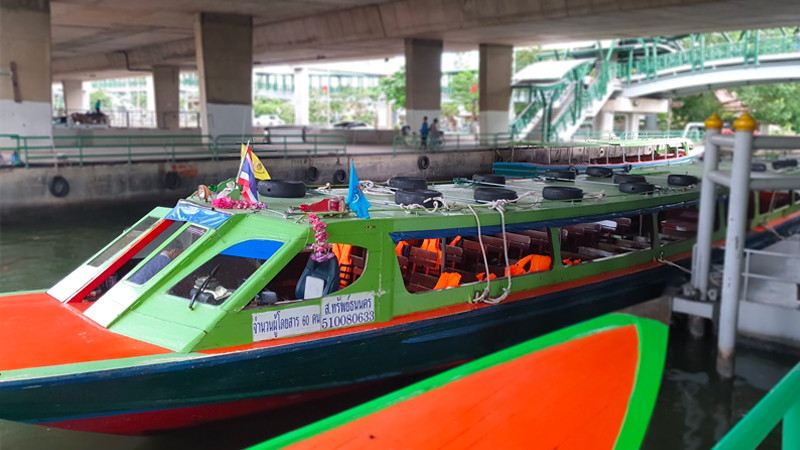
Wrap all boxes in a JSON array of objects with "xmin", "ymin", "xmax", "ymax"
[
  {"xmin": 441, "ymin": 103, "xmax": 460, "ymax": 130},
  {"xmin": 668, "ymin": 92, "xmax": 731, "ymax": 129},
  {"xmin": 379, "ymin": 68, "xmax": 405, "ymax": 110},
  {"xmin": 735, "ymin": 83, "xmax": 800, "ymax": 133},
  {"xmin": 449, "ymin": 70, "xmax": 479, "ymax": 131},
  {"xmin": 253, "ymin": 98, "xmax": 295, "ymax": 124},
  {"xmin": 514, "ymin": 46, "xmax": 541, "ymax": 74},
  {"xmin": 89, "ymin": 90, "xmax": 112, "ymax": 111}
]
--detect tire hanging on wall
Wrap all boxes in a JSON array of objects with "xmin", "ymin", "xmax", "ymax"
[
  {"xmin": 333, "ymin": 169, "xmax": 347, "ymax": 184},
  {"xmin": 164, "ymin": 171, "xmax": 181, "ymax": 190},
  {"xmin": 306, "ymin": 166, "xmax": 320, "ymax": 182},
  {"xmin": 49, "ymin": 175, "xmax": 70, "ymax": 198},
  {"xmin": 542, "ymin": 186, "xmax": 583, "ymax": 201},
  {"xmin": 417, "ymin": 155, "xmax": 431, "ymax": 170}
]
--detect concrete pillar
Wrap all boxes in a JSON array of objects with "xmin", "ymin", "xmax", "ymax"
[
  {"xmin": 195, "ymin": 12, "xmax": 253, "ymax": 137},
  {"xmin": 628, "ymin": 113, "xmax": 640, "ymax": 137},
  {"xmin": 294, "ymin": 67, "xmax": 309, "ymax": 125},
  {"xmin": 62, "ymin": 80, "xmax": 84, "ymax": 113},
  {"xmin": 479, "ymin": 44, "xmax": 512, "ymax": 135},
  {"xmin": 153, "ymin": 66, "xmax": 180, "ymax": 129},
  {"xmin": 0, "ymin": 0, "xmax": 52, "ymax": 136},
  {"xmin": 405, "ymin": 39, "xmax": 442, "ymax": 131},
  {"xmin": 592, "ymin": 111, "xmax": 614, "ymax": 137},
  {"xmin": 645, "ymin": 113, "xmax": 658, "ymax": 130}
]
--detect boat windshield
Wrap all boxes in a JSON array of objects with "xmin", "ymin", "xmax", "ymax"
[
  {"xmin": 127, "ymin": 225, "xmax": 207, "ymax": 286},
  {"xmin": 167, "ymin": 239, "xmax": 284, "ymax": 306}
]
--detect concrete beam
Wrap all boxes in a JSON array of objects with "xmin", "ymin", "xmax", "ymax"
[
  {"xmin": 153, "ymin": 66, "xmax": 180, "ymax": 130},
  {"xmin": 0, "ymin": 0, "xmax": 52, "ymax": 136},
  {"xmin": 405, "ymin": 38, "xmax": 441, "ymax": 130},
  {"xmin": 195, "ymin": 12, "xmax": 253, "ymax": 137},
  {"xmin": 479, "ymin": 43, "xmax": 512, "ymax": 135},
  {"xmin": 602, "ymin": 97, "xmax": 669, "ymax": 114}
]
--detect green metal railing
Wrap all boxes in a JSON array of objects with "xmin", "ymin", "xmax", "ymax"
[
  {"xmin": 1, "ymin": 133, "xmax": 348, "ymax": 168},
  {"xmin": 391, "ymin": 132, "xmax": 512, "ymax": 155},
  {"xmin": 712, "ymin": 363, "xmax": 800, "ymax": 450},
  {"xmin": 215, "ymin": 134, "xmax": 347, "ymax": 158}
]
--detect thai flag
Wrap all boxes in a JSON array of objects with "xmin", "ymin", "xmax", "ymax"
[{"xmin": 238, "ymin": 146, "xmax": 259, "ymax": 202}]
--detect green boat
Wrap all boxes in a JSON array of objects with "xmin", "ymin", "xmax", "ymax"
[
  {"xmin": 249, "ymin": 314, "xmax": 668, "ymax": 450},
  {"xmin": 0, "ymin": 162, "xmax": 798, "ymax": 435}
]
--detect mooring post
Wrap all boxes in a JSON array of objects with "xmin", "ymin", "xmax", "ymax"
[
  {"xmin": 694, "ymin": 113, "xmax": 723, "ymax": 300},
  {"xmin": 717, "ymin": 111, "xmax": 756, "ymax": 378}
]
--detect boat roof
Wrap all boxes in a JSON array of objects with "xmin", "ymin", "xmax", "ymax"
[{"xmin": 213, "ymin": 163, "xmax": 705, "ymax": 226}]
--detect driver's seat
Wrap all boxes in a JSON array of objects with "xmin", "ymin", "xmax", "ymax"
[{"xmin": 295, "ymin": 256, "xmax": 340, "ymax": 300}]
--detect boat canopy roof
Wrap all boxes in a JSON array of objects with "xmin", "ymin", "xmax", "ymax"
[{"xmin": 512, "ymin": 59, "xmax": 595, "ymax": 87}]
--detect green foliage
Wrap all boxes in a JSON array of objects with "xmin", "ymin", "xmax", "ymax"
[
  {"xmin": 89, "ymin": 90, "xmax": 112, "ymax": 110},
  {"xmin": 735, "ymin": 83, "xmax": 800, "ymax": 133},
  {"xmin": 514, "ymin": 47, "xmax": 541, "ymax": 74},
  {"xmin": 441, "ymin": 103, "xmax": 460, "ymax": 129},
  {"xmin": 378, "ymin": 68, "xmax": 406, "ymax": 109},
  {"xmin": 253, "ymin": 98, "xmax": 295, "ymax": 124},
  {"xmin": 449, "ymin": 70, "xmax": 479, "ymax": 127},
  {"xmin": 309, "ymin": 86, "xmax": 379, "ymax": 126},
  {"xmin": 669, "ymin": 93, "xmax": 732, "ymax": 129}
]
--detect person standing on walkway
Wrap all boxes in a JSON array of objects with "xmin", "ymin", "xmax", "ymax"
[
  {"xmin": 420, "ymin": 116, "xmax": 429, "ymax": 149},
  {"xmin": 429, "ymin": 118, "xmax": 440, "ymax": 149}
]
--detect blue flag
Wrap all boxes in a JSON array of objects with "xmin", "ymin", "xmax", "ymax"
[{"xmin": 346, "ymin": 161, "xmax": 371, "ymax": 219}]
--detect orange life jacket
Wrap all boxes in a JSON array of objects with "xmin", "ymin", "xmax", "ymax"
[
  {"xmin": 476, "ymin": 272, "xmax": 497, "ymax": 281},
  {"xmin": 513, "ymin": 254, "xmax": 552, "ymax": 273},
  {"xmin": 395, "ymin": 241, "xmax": 409, "ymax": 256},
  {"xmin": 422, "ymin": 238, "xmax": 442, "ymax": 269},
  {"xmin": 562, "ymin": 258, "xmax": 582, "ymax": 266},
  {"xmin": 332, "ymin": 243, "xmax": 353, "ymax": 288},
  {"xmin": 434, "ymin": 271, "xmax": 462, "ymax": 290}
]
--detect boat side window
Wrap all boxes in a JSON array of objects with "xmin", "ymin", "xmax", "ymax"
[
  {"xmin": 396, "ymin": 228, "xmax": 554, "ymax": 294},
  {"xmin": 560, "ymin": 214, "xmax": 654, "ymax": 265},
  {"xmin": 244, "ymin": 243, "xmax": 369, "ymax": 309},
  {"xmin": 127, "ymin": 225, "xmax": 206, "ymax": 286},
  {"xmin": 168, "ymin": 240, "xmax": 283, "ymax": 306},
  {"xmin": 658, "ymin": 207, "xmax": 698, "ymax": 246},
  {"xmin": 88, "ymin": 217, "xmax": 159, "ymax": 268}
]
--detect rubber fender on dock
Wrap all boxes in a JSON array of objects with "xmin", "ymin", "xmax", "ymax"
[
  {"xmin": 542, "ymin": 186, "xmax": 583, "ymax": 201},
  {"xmin": 333, "ymin": 169, "xmax": 347, "ymax": 184},
  {"xmin": 164, "ymin": 171, "xmax": 181, "ymax": 190},
  {"xmin": 395, "ymin": 189, "xmax": 444, "ymax": 208},
  {"xmin": 614, "ymin": 174, "xmax": 646, "ymax": 184},
  {"xmin": 418, "ymin": 155, "xmax": 431, "ymax": 170},
  {"xmin": 619, "ymin": 182, "xmax": 655, "ymax": 194},
  {"xmin": 257, "ymin": 180, "xmax": 307, "ymax": 198},
  {"xmin": 306, "ymin": 166, "xmax": 320, "ymax": 182},
  {"xmin": 472, "ymin": 174, "xmax": 506, "ymax": 185},
  {"xmin": 772, "ymin": 159, "xmax": 798, "ymax": 170},
  {"xmin": 667, "ymin": 174, "xmax": 699, "ymax": 187},
  {"xmin": 388, "ymin": 177, "xmax": 428, "ymax": 191},
  {"xmin": 474, "ymin": 188, "xmax": 517, "ymax": 202},
  {"xmin": 49, "ymin": 175, "xmax": 70, "ymax": 198},
  {"xmin": 586, "ymin": 166, "xmax": 613, "ymax": 178},
  {"xmin": 545, "ymin": 169, "xmax": 576, "ymax": 181}
]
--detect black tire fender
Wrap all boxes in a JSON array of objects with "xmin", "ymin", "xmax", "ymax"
[
  {"xmin": 417, "ymin": 155, "xmax": 431, "ymax": 170},
  {"xmin": 586, "ymin": 166, "xmax": 613, "ymax": 178},
  {"xmin": 474, "ymin": 188, "xmax": 517, "ymax": 202},
  {"xmin": 257, "ymin": 180, "xmax": 307, "ymax": 198},
  {"xmin": 388, "ymin": 177, "xmax": 428, "ymax": 191},
  {"xmin": 394, "ymin": 189, "xmax": 444, "ymax": 208},
  {"xmin": 545, "ymin": 169, "xmax": 576, "ymax": 181},
  {"xmin": 751, "ymin": 163, "xmax": 767, "ymax": 172},
  {"xmin": 773, "ymin": 159, "xmax": 798, "ymax": 170},
  {"xmin": 542, "ymin": 186, "xmax": 583, "ymax": 201},
  {"xmin": 619, "ymin": 182, "xmax": 655, "ymax": 194},
  {"xmin": 49, "ymin": 175, "xmax": 70, "ymax": 198},
  {"xmin": 333, "ymin": 169, "xmax": 347, "ymax": 184},
  {"xmin": 667, "ymin": 174, "xmax": 699, "ymax": 186},
  {"xmin": 614, "ymin": 174, "xmax": 646, "ymax": 184},
  {"xmin": 306, "ymin": 166, "xmax": 320, "ymax": 182},
  {"xmin": 472, "ymin": 174, "xmax": 506, "ymax": 185},
  {"xmin": 164, "ymin": 171, "xmax": 181, "ymax": 190}
]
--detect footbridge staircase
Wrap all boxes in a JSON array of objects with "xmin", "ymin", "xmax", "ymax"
[{"xmin": 509, "ymin": 28, "xmax": 800, "ymax": 142}]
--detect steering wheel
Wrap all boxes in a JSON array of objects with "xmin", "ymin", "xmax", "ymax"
[{"xmin": 189, "ymin": 263, "xmax": 221, "ymax": 310}]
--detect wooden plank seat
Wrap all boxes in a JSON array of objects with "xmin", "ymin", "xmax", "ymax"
[
  {"xmin": 596, "ymin": 242, "xmax": 633, "ymax": 254},
  {"xmin": 660, "ymin": 219, "xmax": 697, "ymax": 238},
  {"xmin": 409, "ymin": 246, "xmax": 439, "ymax": 275},
  {"xmin": 578, "ymin": 246, "xmax": 616, "ymax": 259},
  {"xmin": 443, "ymin": 245, "xmax": 463, "ymax": 268},
  {"xmin": 408, "ymin": 272, "xmax": 439, "ymax": 293},
  {"xmin": 397, "ymin": 255, "xmax": 409, "ymax": 281},
  {"xmin": 615, "ymin": 238, "xmax": 651, "ymax": 250},
  {"xmin": 494, "ymin": 232, "xmax": 531, "ymax": 259}
]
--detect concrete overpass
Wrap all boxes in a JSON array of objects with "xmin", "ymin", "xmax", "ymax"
[{"xmin": 4, "ymin": 0, "xmax": 800, "ymax": 138}]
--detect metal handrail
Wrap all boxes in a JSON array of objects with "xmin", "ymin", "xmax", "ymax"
[
  {"xmin": 214, "ymin": 133, "xmax": 347, "ymax": 158},
  {"xmin": 391, "ymin": 132, "xmax": 513, "ymax": 155},
  {"xmin": 712, "ymin": 362, "xmax": 800, "ymax": 450}
]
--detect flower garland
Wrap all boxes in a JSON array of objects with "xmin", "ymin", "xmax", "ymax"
[
  {"xmin": 308, "ymin": 214, "xmax": 335, "ymax": 262},
  {"xmin": 211, "ymin": 196, "xmax": 267, "ymax": 210}
]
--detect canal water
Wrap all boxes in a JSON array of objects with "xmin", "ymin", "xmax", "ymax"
[{"xmin": 0, "ymin": 206, "xmax": 795, "ymax": 450}]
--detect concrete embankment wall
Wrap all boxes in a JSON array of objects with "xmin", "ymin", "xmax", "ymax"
[{"xmin": 0, "ymin": 148, "xmax": 497, "ymax": 223}]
